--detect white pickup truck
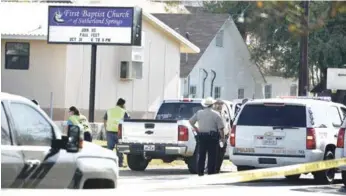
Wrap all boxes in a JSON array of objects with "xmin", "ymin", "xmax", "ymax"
[{"xmin": 117, "ymin": 98, "xmax": 233, "ymax": 173}]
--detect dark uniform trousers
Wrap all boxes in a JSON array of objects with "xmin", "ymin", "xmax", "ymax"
[
  {"xmin": 197, "ymin": 131, "xmax": 219, "ymax": 175},
  {"xmin": 84, "ymin": 132, "xmax": 92, "ymax": 142},
  {"xmin": 216, "ymin": 134, "xmax": 228, "ymax": 173}
]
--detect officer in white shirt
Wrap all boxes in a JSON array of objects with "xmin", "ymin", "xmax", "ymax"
[
  {"xmin": 189, "ymin": 97, "xmax": 225, "ymax": 176},
  {"xmin": 213, "ymin": 99, "xmax": 229, "ymax": 173}
]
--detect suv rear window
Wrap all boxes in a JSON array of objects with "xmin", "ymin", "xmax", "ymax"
[
  {"xmin": 237, "ymin": 104, "xmax": 307, "ymax": 127},
  {"xmin": 156, "ymin": 103, "xmax": 203, "ymax": 120}
]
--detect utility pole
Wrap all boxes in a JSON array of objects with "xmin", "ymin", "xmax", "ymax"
[{"xmin": 298, "ymin": 1, "xmax": 310, "ymax": 96}]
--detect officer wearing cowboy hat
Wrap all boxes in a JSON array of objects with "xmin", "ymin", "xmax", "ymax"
[
  {"xmin": 213, "ymin": 99, "xmax": 229, "ymax": 173},
  {"xmin": 189, "ymin": 97, "xmax": 225, "ymax": 176}
]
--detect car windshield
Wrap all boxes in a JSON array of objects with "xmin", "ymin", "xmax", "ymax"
[
  {"xmin": 155, "ymin": 103, "xmax": 203, "ymax": 120},
  {"xmin": 237, "ymin": 104, "xmax": 307, "ymax": 127}
]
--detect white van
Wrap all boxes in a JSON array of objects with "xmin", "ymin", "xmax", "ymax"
[
  {"xmin": 229, "ymin": 97, "xmax": 346, "ymax": 184},
  {"xmin": 335, "ymin": 117, "xmax": 346, "ymax": 186}
]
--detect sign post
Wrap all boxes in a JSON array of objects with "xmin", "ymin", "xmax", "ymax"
[
  {"xmin": 47, "ymin": 6, "xmax": 142, "ymax": 122},
  {"xmin": 89, "ymin": 44, "xmax": 97, "ymax": 122}
]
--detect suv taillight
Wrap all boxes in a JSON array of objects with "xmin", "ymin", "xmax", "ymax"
[
  {"xmin": 178, "ymin": 125, "xmax": 189, "ymax": 141},
  {"xmin": 306, "ymin": 128, "xmax": 316, "ymax": 149},
  {"xmin": 337, "ymin": 128, "xmax": 345, "ymax": 148},
  {"xmin": 118, "ymin": 124, "xmax": 122, "ymax": 139},
  {"xmin": 230, "ymin": 125, "xmax": 236, "ymax": 147}
]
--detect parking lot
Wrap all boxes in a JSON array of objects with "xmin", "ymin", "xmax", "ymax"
[{"xmin": 117, "ymin": 163, "xmax": 345, "ymax": 195}]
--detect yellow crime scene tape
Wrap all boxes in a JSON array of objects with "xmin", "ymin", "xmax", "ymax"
[
  {"xmin": 92, "ymin": 140, "xmax": 346, "ymax": 190},
  {"xmin": 145, "ymin": 158, "xmax": 346, "ymax": 191}
]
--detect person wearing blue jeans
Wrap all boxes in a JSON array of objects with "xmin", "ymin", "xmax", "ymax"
[
  {"xmin": 106, "ymin": 131, "xmax": 123, "ymax": 166},
  {"xmin": 104, "ymin": 98, "xmax": 130, "ymax": 167}
]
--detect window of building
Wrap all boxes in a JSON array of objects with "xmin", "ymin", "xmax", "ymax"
[
  {"xmin": 189, "ymin": 86, "xmax": 197, "ymax": 98},
  {"xmin": 5, "ymin": 42, "xmax": 30, "ymax": 70},
  {"xmin": 214, "ymin": 86, "xmax": 221, "ymax": 99},
  {"xmin": 238, "ymin": 88, "xmax": 244, "ymax": 99},
  {"xmin": 10, "ymin": 102, "xmax": 53, "ymax": 146},
  {"xmin": 290, "ymin": 84, "xmax": 298, "ymax": 96},
  {"xmin": 131, "ymin": 62, "xmax": 143, "ymax": 79},
  {"xmin": 215, "ymin": 30, "xmax": 224, "ymax": 47},
  {"xmin": 264, "ymin": 84, "xmax": 272, "ymax": 99}
]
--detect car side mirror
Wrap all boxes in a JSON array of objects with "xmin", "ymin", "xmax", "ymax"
[{"xmin": 66, "ymin": 125, "xmax": 82, "ymax": 153}]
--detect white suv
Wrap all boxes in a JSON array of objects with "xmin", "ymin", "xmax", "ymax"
[
  {"xmin": 228, "ymin": 97, "xmax": 346, "ymax": 184},
  {"xmin": 336, "ymin": 117, "xmax": 346, "ymax": 186}
]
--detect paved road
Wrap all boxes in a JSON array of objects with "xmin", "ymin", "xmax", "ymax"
[
  {"xmin": 118, "ymin": 163, "xmax": 346, "ymax": 195},
  {"xmin": 1, "ymin": 163, "xmax": 344, "ymax": 196}
]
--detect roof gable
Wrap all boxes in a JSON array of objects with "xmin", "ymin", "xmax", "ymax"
[{"xmin": 153, "ymin": 13, "xmax": 229, "ymax": 77}]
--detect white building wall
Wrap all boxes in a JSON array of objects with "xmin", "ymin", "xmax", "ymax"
[
  {"xmin": 1, "ymin": 40, "xmax": 67, "ymax": 108},
  {"xmin": 80, "ymin": 0, "xmax": 190, "ymax": 13},
  {"xmin": 186, "ymin": 20, "xmax": 265, "ymax": 100},
  {"xmin": 63, "ymin": 20, "xmax": 181, "ymax": 113},
  {"xmin": 265, "ymin": 76, "xmax": 298, "ymax": 98},
  {"xmin": 1, "ymin": 20, "xmax": 181, "ymax": 119}
]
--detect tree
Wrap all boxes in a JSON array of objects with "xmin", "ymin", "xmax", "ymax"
[
  {"xmin": 201, "ymin": 1, "xmax": 346, "ymax": 84},
  {"xmin": 164, "ymin": 1, "xmax": 346, "ymax": 102}
]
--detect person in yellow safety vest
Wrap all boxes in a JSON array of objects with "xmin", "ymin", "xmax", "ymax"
[
  {"xmin": 104, "ymin": 98, "xmax": 130, "ymax": 167},
  {"xmin": 67, "ymin": 106, "xmax": 93, "ymax": 142}
]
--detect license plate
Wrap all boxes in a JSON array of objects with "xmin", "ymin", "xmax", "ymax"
[
  {"xmin": 263, "ymin": 137, "xmax": 277, "ymax": 145},
  {"xmin": 143, "ymin": 145, "xmax": 155, "ymax": 151}
]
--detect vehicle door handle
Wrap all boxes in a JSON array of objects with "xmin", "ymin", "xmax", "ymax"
[
  {"xmin": 25, "ymin": 159, "xmax": 41, "ymax": 168},
  {"xmin": 334, "ymin": 135, "xmax": 338, "ymax": 138}
]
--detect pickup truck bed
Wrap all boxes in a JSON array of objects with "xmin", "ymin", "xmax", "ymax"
[{"xmin": 119, "ymin": 119, "xmax": 179, "ymax": 144}]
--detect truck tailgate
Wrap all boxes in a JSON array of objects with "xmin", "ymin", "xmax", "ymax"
[{"xmin": 120, "ymin": 119, "xmax": 179, "ymax": 144}]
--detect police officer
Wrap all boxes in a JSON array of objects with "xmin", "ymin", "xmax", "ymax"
[
  {"xmin": 104, "ymin": 98, "xmax": 130, "ymax": 167},
  {"xmin": 67, "ymin": 106, "xmax": 93, "ymax": 142},
  {"xmin": 213, "ymin": 100, "xmax": 229, "ymax": 173},
  {"xmin": 189, "ymin": 97, "xmax": 225, "ymax": 176}
]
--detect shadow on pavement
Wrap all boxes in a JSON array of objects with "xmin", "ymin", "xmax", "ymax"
[
  {"xmin": 120, "ymin": 167, "xmax": 232, "ymax": 177},
  {"xmin": 291, "ymin": 184, "xmax": 345, "ymax": 195},
  {"xmin": 211, "ymin": 178, "xmax": 342, "ymax": 187},
  {"xmin": 120, "ymin": 168, "xmax": 191, "ymax": 177}
]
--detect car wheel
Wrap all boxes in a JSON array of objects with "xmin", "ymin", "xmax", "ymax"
[
  {"xmin": 313, "ymin": 150, "xmax": 336, "ymax": 184},
  {"xmin": 342, "ymin": 171, "xmax": 346, "ymax": 186},
  {"xmin": 285, "ymin": 174, "xmax": 301, "ymax": 181},
  {"xmin": 127, "ymin": 154, "xmax": 149, "ymax": 171}
]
